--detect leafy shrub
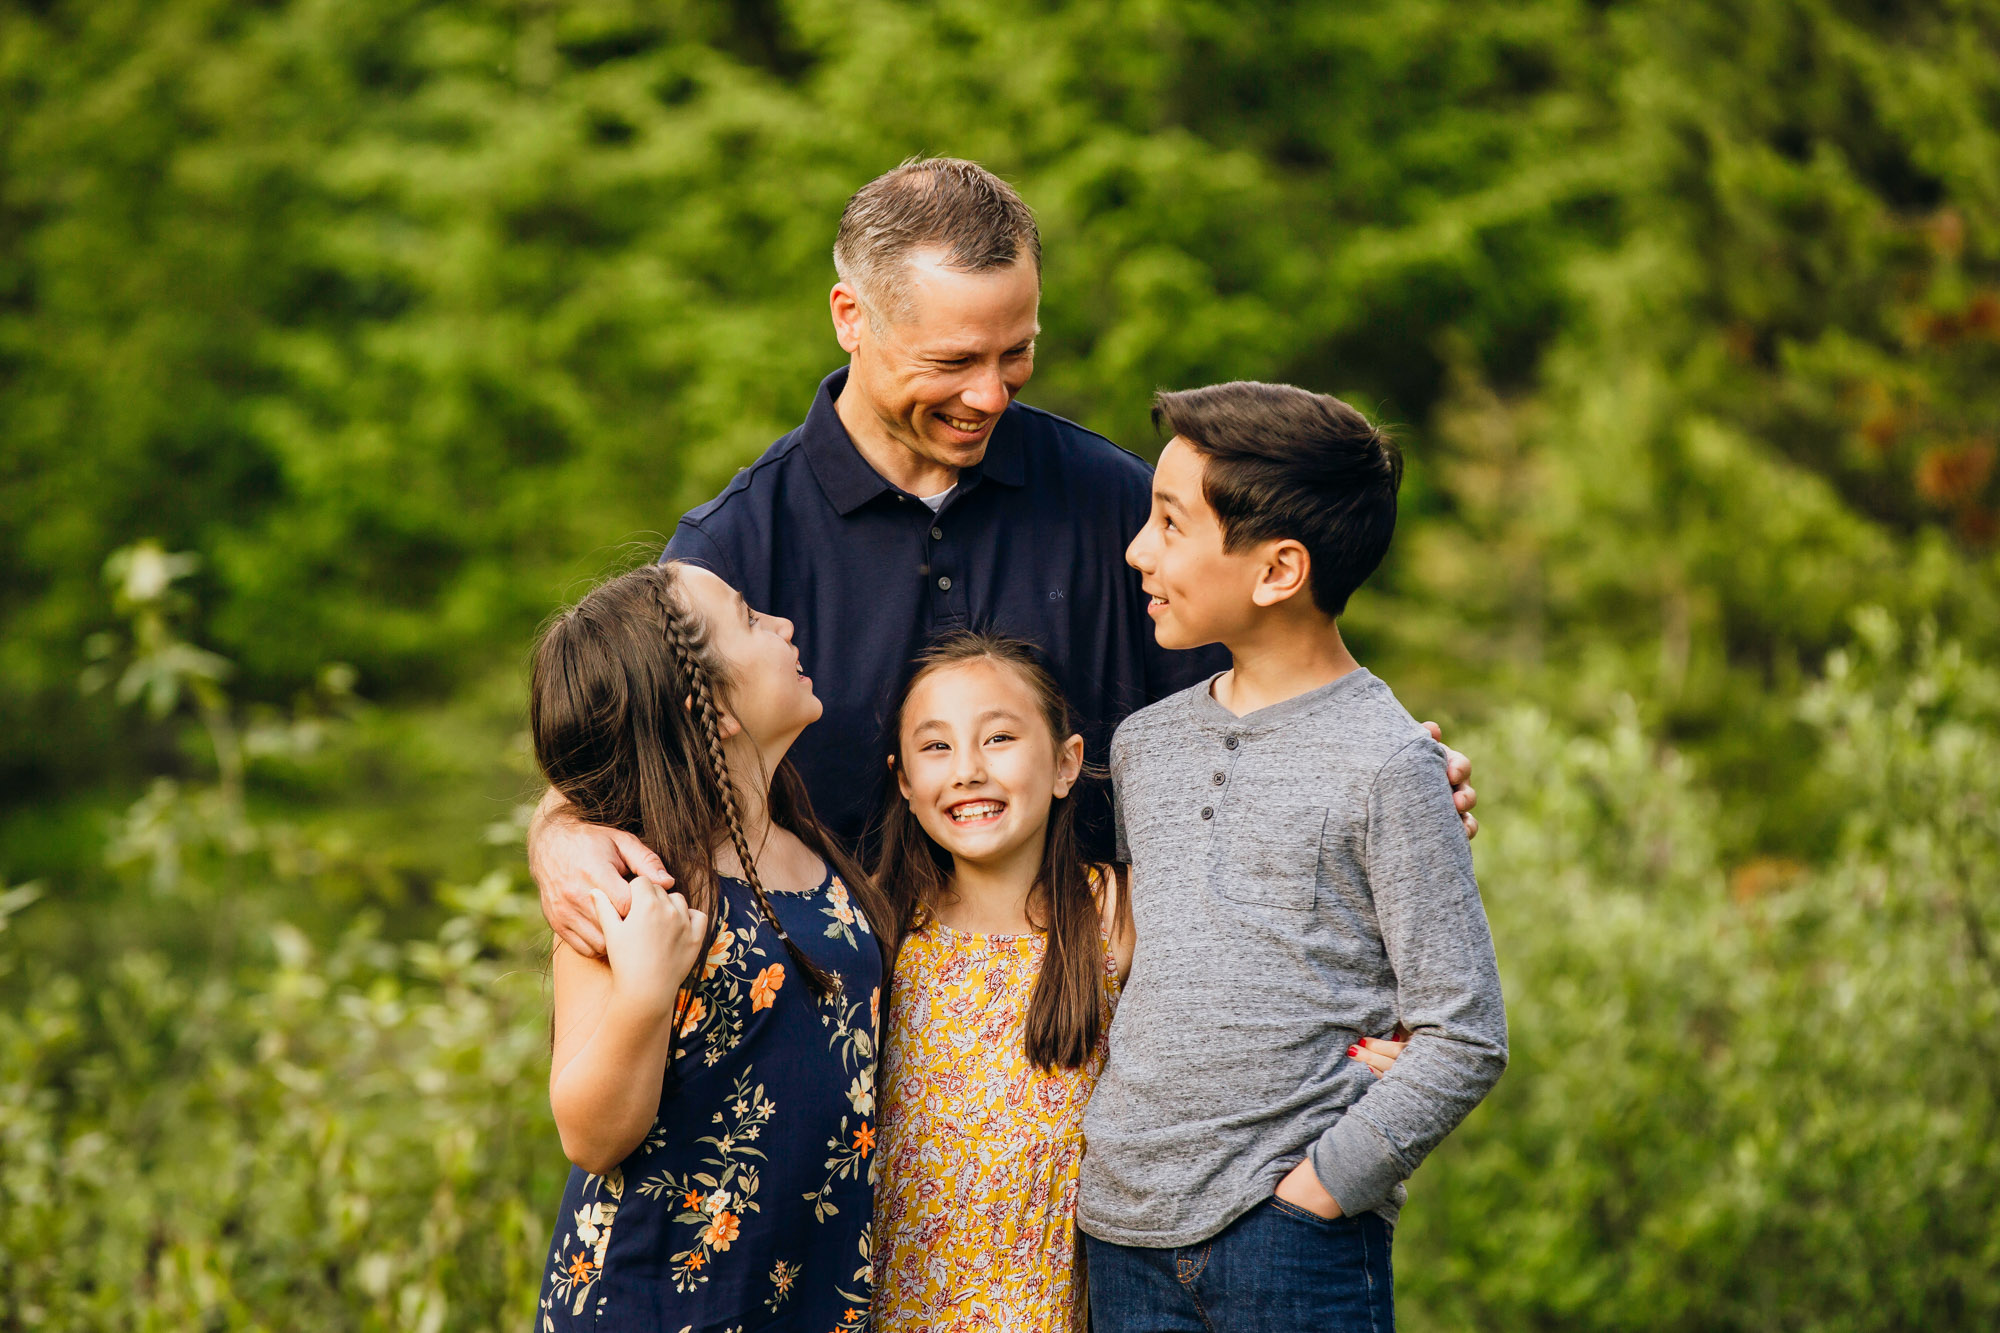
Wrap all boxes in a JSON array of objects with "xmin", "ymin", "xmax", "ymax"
[{"xmin": 1399, "ymin": 614, "xmax": 2000, "ymax": 1329}]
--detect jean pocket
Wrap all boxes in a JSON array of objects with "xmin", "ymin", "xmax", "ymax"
[
  {"xmin": 1267, "ymin": 1195, "xmax": 1347, "ymax": 1228},
  {"xmin": 1209, "ymin": 805, "xmax": 1326, "ymax": 910}
]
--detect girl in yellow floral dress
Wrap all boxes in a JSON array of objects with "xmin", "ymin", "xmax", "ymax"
[{"xmin": 870, "ymin": 634, "xmax": 1135, "ymax": 1333}]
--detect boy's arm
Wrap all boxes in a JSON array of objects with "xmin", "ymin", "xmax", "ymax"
[{"xmin": 1307, "ymin": 734, "xmax": 1508, "ymax": 1218}]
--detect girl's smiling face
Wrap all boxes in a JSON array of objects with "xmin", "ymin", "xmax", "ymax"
[{"xmin": 895, "ymin": 658, "xmax": 1084, "ymax": 870}]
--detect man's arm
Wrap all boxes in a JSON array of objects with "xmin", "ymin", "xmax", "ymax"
[
  {"xmin": 1421, "ymin": 720, "xmax": 1480, "ymax": 839},
  {"xmin": 1305, "ymin": 734, "xmax": 1509, "ymax": 1218},
  {"xmin": 529, "ymin": 787, "xmax": 674, "ymax": 958}
]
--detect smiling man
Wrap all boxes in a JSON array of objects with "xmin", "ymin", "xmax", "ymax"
[{"xmin": 529, "ymin": 158, "xmax": 1475, "ymax": 957}]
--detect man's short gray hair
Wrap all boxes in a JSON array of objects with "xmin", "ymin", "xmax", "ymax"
[{"xmin": 833, "ymin": 157, "xmax": 1042, "ymax": 325}]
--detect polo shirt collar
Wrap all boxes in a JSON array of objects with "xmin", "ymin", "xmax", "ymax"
[{"xmin": 802, "ymin": 366, "xmax": 1025, "ymax": 517}]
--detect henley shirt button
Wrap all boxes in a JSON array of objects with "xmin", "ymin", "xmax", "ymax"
[
  {"xmin": 930, "ymin": 526, "xmax": 944, "ymax": 541},
  {"xmin": 1224, "ymin": 736, "xmax": 1239, "ymax": 750},
  {"xmin": 937, "ymin": 575, "xmax": 952, "ymax": 591},
  {"xmin": 1200, "ymin": 806, "xmax": 1214, "ymax": 820},
  {"xmin": 1211, "ymin": 772, "xmax": 1225, "ymax": 785}
]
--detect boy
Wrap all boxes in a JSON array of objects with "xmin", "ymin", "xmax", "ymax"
[{"xmin": 1079, "ymin": 382, "xmax": 1507, "ymax": 1331}]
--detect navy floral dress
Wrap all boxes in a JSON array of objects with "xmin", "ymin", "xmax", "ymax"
[{"xmin": 537, "ymin": 863, "xmax": 882, "ymax": 1333}]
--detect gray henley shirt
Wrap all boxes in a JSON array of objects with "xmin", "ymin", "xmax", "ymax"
[{"xmin": 1077, "ymin": 668, "xmax": 1507, "ymax": 1246}]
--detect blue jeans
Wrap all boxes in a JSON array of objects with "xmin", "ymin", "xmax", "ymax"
[{"xmin": 1086, "ymin": 1199, "xmax": 1394, "ymax": 1333}]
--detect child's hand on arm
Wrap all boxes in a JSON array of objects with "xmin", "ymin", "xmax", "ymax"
[
  {"xmin": 595, "ymin": 877, "xmax": 707, "ymax": 1016},
  {"xmin": 549, "ymin": 879, "xmax": 709, "ymax": 1174},
  {"xmin": 1347, "ymin": 1026, "xmax": 1410, "ymax": 1078},
  {"xmin": 529, "ymin": 786, "xmax": 677, "ymax": 958},
  {"xmin": 1274, "ymin": 1027, "xmax": 1409, "ymax": 1219}
]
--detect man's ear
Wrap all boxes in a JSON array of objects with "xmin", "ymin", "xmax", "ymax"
[
  {"xmin": 1251, "ymin": 539, "xmax": 1312, "ymax": 609},
  {"xmin": 830, "ymin": 282, "xmax": 867, "ymax": 355},
  {"xmin": 1053, "ymin": 733, "xmax": 1086, "ymax": 798}
]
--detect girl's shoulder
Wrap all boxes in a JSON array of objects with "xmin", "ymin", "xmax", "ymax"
[
  {"xmin": 1091, "ymin": 863, "xmax": 1135, "ymax": 986},
  {"xmin": 1087, "ymin": 862, "xmax": 1126, "ymax": 922}
]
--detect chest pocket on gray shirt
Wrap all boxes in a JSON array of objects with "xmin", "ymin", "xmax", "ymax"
[{"xmin": 1208, "ymin": 804, "xmax": 1326, "ymax": 910}]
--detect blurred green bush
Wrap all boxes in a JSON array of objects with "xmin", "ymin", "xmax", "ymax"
[
  {"xmin": 5, "ymin": 0, "xmax": 2000, "ymax": 1325},
  {"xmin": 5, "ymin": 0, "xmax": 1995, "ymax": 855}
]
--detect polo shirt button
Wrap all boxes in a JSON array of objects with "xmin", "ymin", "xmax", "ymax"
[
  {"xmin": 1200, "ymin": 806, "xmax": 1214, "ymax": 820},
  {"xmin": 931, "ymin": 526, "xmax": 943, "ymax": 541},
  {"xmin": 937, "ymin": 575, "xmax": 952, "ymax": 591},
  {"xmin": 1224, "ymin": 736, "xmax": 1239, "ymax": 750},
  {"xmin": 1211, "ymin": 772, "xmax": 1225, "ymax": 785}
]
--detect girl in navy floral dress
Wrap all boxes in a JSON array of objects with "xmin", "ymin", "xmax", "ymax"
[{"xmin": 528, "ymin": 562, "xmax": 897, "ymax": 1333}]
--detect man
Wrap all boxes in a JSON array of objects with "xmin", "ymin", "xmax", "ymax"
[{"xmin": 530, "ymin": 157, "xmax": 1476, "ymax": 956}]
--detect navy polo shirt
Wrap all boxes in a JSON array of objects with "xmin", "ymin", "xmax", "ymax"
[{"xmin": 664, "ymin": 367, "xmax": 1229, "ymax": 859}]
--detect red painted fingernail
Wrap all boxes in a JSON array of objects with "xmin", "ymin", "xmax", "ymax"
[{"xmin": 1346, "ymin": 1045, "xmax": 1360, "ymax": 1058}]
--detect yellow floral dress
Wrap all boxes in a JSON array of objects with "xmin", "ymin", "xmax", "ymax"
[{"xmin": 872, "ymin": 875, "xmax": 1120, "ymax": 1333}]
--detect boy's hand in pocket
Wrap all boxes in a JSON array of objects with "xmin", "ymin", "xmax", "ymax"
[{"xmin": 1275, "ymin": 1158, "xmax": 1344, "ymax": 1219}]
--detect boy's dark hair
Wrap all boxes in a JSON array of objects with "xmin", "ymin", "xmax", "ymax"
[
  {"xmin": 1152, "ymin": 381, "xmax": 1402, "ymax": 617},
  {"xmin": 873, "ymin": 631, "xmax": 1119, "ymax": 1071}
]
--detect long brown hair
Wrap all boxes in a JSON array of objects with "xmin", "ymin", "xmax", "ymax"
[
  {"xmin": 873, "ymin": 632, "xmax": 1110, "ymax": 1069},
  {"xmin": 529, "ymin": 561, "xmax": 889, "ymax": 1014}
]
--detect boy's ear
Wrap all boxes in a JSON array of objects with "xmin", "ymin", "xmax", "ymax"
[
  {"xmin": 1251, "ymin": 539, "xmax": 1313, "ymax": 609},
  {"xmin": 1053, "ymin": 733, "xmax": 1086, "ymax": 798}
]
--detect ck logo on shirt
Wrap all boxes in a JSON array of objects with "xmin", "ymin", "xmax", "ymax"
[{"xmin": 1048, "ymin": 589, "xmax": 1065, "ymax": 600}]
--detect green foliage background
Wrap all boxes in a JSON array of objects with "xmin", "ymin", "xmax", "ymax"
[{"xmin": 2, "ymin": 0, "xmax": 1997, "ymax": 1327}]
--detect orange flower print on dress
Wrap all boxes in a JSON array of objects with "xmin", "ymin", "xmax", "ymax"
[
  {"xmin": 702, "ymin": 1211, "xmax": 740, "ymax": 1251},
  {"xmin": 751, "ymin": 963, "xmax": 785, "ymax": 1012},
  {"xmin": 851, "ymin": 1123, "xmax": 875, "ymax": 1157},
  {"xmin": 820, "ymin": 877, "xmax": 868, "ymax": 949},
  {"xmin": 538, "ymin": 869, "xmax": 882, "ymax": 1331},
  {"xmin": 547, "ymin": 1173, "xmax": 623, "ymax": 1317},
  {"xmin": 701, "ymin": 925, "xmax": 737, "ymax": 980}
]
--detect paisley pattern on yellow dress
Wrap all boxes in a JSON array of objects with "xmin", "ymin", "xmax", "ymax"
[{"xmin": 872, "ymin": 872, "xmax": 1120, "ymax": 1333}]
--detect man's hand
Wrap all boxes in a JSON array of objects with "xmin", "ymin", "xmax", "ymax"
[
  {"xmin": 530, "ymin": 788, "xmax": 674, "ymax": 957},
  {"xmin": 1421, "ymin": 720, "xmax": 1478, "ymax": 840},
  {"xmin": 1274, "ymin": 1157, "xmax": 1344, "ymax": 1220}
]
